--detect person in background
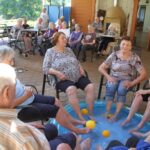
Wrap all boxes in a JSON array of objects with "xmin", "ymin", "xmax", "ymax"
[
  {"xmin": 69, "ymin": 24, "xmax": 83, "ymax": 57},
  {"xmin": 80, "ymin": 24, "xmax": 96, "ymax": 62},
  {"xmin": 58, "ymin": 21, "xmax": 70, "ymax": 39},
  {"xmin": 98, "ymin": 36, "xmax": 147, "ymax": 121},
  {"xmin": 92, "ymin": 16, "xmax": 103, "ymax": 33},
  {"xmin": 121, "ymin": 78, "xmax": 150, "ymax": 132},
  {"xmin": 0, "ymin": 63, "xmax": 92, "ymax": 150},
  {"xmin": 97, "ymin": 22, "xmax": 119, "ymax": 55},
  {"xmin": 40, "ymin": 7, "xmax": 49, "ymax": 29},
  {"xmin": 43, "ymin": 32, "xmax": 95, "ymax": 121},
  {"xmin": 55, "ymin": 18, "xmax": 62, "ymax": 30},
  {"xmin": 70, "ymin": 18, "xmax": 76, "ymax": 32},
  {"xmin": 34, "ymin": 17, "xmax": 44, "ymax": 30},
  {"xmin": 22, "ymin": 18, "xmax": 30, "ymax": 29}
]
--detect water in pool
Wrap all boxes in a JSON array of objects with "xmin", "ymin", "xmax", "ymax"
[{"xmin": 51, "ymin": 101, "xmax": 150, "ymax": 149}]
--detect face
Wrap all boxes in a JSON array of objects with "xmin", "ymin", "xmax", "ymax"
[
  {"xmin": 57, "ymin": 34, "xmax": 67, "ymax": 47},
  {"xmin": 120, "ymin": 40, "xmax": 132, "ymax": 52}
]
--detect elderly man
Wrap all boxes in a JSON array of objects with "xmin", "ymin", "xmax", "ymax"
[{"xmin": 0, "ymin": 63, "xmax": 91, "ymax": 150}]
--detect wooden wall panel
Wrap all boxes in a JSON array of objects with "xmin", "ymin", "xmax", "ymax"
[{"xmin": 71, "ymin": 0, "xmax": 96, "ymax": 32}]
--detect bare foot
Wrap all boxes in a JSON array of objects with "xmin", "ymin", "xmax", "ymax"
[
  {"xmin": 129, "ymin": 127, "xmax": 140, "ymax": 133},
  {"xmin": 121, "ymin": 119, "xmax": 130, "ymax": 126},
  {"xmin": 80, "ymin": 138, "xmax": 91, "ymax": 150},
  {"xmin": 131, "ymin": 131, "xmax": 144, "ymax": 138},
  {"xmin": 75, "ymin": 127, "xmax": 91, "ymax": 134},
  {"xmin": 96, "ymin": 144, "xmax": 103, "ymax": 150}
]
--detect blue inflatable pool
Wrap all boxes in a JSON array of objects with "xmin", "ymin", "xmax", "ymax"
[{"xmin": 51, "ymin": 101, "xmax": 150, "ymax": 149}]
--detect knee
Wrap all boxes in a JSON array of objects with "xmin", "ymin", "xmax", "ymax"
[
  {"xmin": 85, "ymin": 83, "xmax": 95, "ymax": 92},
  {"xmin": 56, "ymin": 143, "xmax": 72, "ymax": 150},
  {"xmin": 66, "ymin": 86, "xmax": 77, "ymax": 96},
  {"xmin": 44, "ymin": 124, "xmax": 58, "ymax": 140}
]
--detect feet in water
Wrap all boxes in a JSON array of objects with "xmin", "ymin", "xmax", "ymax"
[
  {"xmin": 121, "ymin": 119, "xmax": 130, "ymax": 126},
  {"xmin": 80, "ymin": 138, "xmax": 91, "ymax": 150},
  {"xmin": 129, "ymin": 126, "xmax": 141, "ymax": 133}
]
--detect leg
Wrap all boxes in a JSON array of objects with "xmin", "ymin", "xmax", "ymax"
[
  {"xmin": 105, "ymin": 140, "xmax": 124, "ymax": 150},
  {"xmin": 66, "ymin": 86, "xmax": 85, "ymax": 121},
  {"xmin": 49, "ymin": 133, "xmax": 76, "ymax": 150},
  {"xmin": 112, "ymin": 80, "xmax": 128, "ymax": 121},
  {"xmin": 125, "ymin": 136, "xmax": 140, "ymax": 148},
  {"xmin": 130, "ymin": 97, "xmax": 150, "ymax": 132},
  {"xmin": 56, "ymin": 80, "xmax": 85, "ymax": 121},
  {"xmin": 105, "ymin": 81, "xmax": 118, "ymax": 115},
  {"xmin": 76, "ymin": 76, "xmax": 95, "ymax": 118},
  {"xmin": 121, "ymin": 93, "xmax": 143, "ymax": 126},
  {"xmin": 84, "ymin": 83, "xmax": 95, "ymax": 117}
]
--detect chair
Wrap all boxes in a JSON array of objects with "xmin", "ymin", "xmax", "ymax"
[
  {"xmin": 42, "ymin": 71, "xmax": 88, "ymax": 98},
  {"xmin": 97, "ymin": 69, "xmax": 140, "ymax": 100}
]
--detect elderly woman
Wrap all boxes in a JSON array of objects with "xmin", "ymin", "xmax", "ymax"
[
  {"xmin": 98, "ymin": 36, "xmax": 147, "ymax": 121},
  {"xmin": 43, "ymin": 32, "xmax": 95, "ymax": 121},
  {"xmin": 69, "ymin": 24, "xmax": 83, "ymax": 56},
  {"xmin": 0, "ymin": 45, "xmax": 90, "ymax": 134}
]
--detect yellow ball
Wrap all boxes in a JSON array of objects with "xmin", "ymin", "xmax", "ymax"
[
  {"xmin": 86, "ymin": 120, "xmax": 96, "ymax": 129},
  {"xmin": 81, "ymin": 108, "xmax": 88, "ymax": 115},
  {"xmin": 102, "ymin": 130, "xmax": 110, "ymax": 138}
]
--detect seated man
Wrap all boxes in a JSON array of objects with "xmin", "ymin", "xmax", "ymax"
[
  {"xmin": 0, "ymin": 45, "xmax": 90, "ymax": 134},
  {"xmin": 0, "ymin": 63, "xmax": 91, "ymax": 150},
  {"xmin": 121, "ymin": 78, "xmax": 150, "ymax": 132}
]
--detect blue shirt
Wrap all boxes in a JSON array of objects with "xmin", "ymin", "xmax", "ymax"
[{"xmin": 16, "ymin": 79, "xmax": 34, "ymax": 106}]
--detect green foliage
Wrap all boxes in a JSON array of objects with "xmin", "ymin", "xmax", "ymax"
[{"xmin": 0, "ymin": 0, "xmax": 42, "ymax": 20}]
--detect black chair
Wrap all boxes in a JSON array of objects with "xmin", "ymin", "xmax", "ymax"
[
  {"xmin": 42, "ymin": 71, "xmax": 88, "ymax": 99},
  {"xmin": 97, "ymin": 70, "xmax": 140, "ymax": 100}
]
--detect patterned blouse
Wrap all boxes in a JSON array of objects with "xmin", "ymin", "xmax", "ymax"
[
  {"xmin": 104, "ymin": 51, "xmax": 143, "ymax": 80},
  {"xmin": 43, "ymin": 47, "xmax": 81, "ymax": 82}
]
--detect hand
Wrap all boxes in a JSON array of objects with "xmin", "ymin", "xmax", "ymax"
[
  {"xmin": 24, "ymin": 87, "xmax": 33, "ymax": 98},
  {"xmin": 107, "ymin": 75, "xmax": 117, "ymax": 83},
  {"xmin": 80, "ymin": 68, "xmax": 85, "ymax": 76},
  {"xmin": 57, "ymin": 72, "xmax": 66, "ymax": 80},
  {"xmin": 123, "ymin": 81, "xmax": 133, "ymax": 89},
  {"xmin": 31, "ymin": 123, "xmax": 44, "ymax": 129},
  {"xmin": 136, "ymin": 89, "xmax": 147, "ymax": 95}
]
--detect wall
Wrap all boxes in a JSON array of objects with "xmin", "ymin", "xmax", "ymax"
[
  {"xmin": 139, "ymin": 0, "xmax": 150, "ymax": 32},
  {"xmin": 95, "ymin": 0, "xmax": 134, "ymax": 35}
]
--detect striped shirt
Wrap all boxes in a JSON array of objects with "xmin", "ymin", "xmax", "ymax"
[{"xmin": 0, "ymin": 109, "xmax": 50, "ymax": 150}]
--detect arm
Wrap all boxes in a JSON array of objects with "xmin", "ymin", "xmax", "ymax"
[
  {"xmin": 98, "ymin": 62, "xmax": 117, "ymax": 83},
  {"xmin": 13, "ymin": 87, "xmax": 33, "ymax": 107},
  {"xmin": 130, "ymin": 67, "xmax": 147, "ymax": 87}
]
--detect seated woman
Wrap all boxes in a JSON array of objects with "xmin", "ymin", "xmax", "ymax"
[
  {"xmin": 34, "ymin": 17, "xmax": 44, "ymax": 30},
  {"xmin": 43, "ymin": 32, "xmax": 95, "ymax": 121},
  {"xmin": 0, "ymin": 45, "xmax": 90, "ymax": 134},
  {"xmin": 121, "ymin": 78, "xmax": 150, "ymax": 132},
  {"xmin": 97, "ymin": 23, "xmax": 119, "ymax": 55},
  {"xmin": 22, "ymin": 18, "xmax": 30, "ymax": 29},
  {"xmin": 80, "ymin": 24, "xmax": 96, "ymax": 62},
  {"xmin": 98, "ymin": 36, "xmax": 147, "ymax": 121},
  {"xmin": 69, "ymin": 24, "xmax": 83, "ymax": 57}
]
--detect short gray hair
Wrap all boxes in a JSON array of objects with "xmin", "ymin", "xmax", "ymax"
[
  {"xmin": 0, "ymin": 46, "xmax": 15, "ymax": 63},
  {"xmin": 0, "ymin": 63, "xmax": 16, "ymax": 93}
]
